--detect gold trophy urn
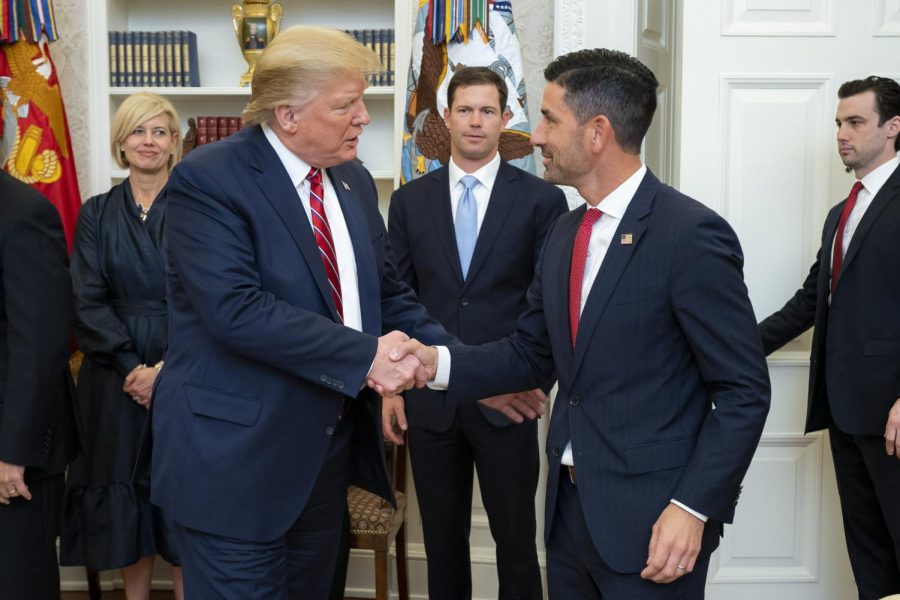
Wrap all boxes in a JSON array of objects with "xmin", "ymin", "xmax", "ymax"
[{"xmin": 232, "ymin": 0, "xmax": 283, "ymax": 87}]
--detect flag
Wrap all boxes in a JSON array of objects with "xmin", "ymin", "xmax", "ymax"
[
  {"xmin": 401, "ymin": 0, "xmax": 535, "ymax": 184},
  {"xmin": 1, "ymin": 35, "xmax": 80, "ymax": 252}
]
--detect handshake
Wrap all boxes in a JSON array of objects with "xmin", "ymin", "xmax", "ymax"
[{"xmin": 365, "ymin": 330, "xmax": 439, "ymax": 397}]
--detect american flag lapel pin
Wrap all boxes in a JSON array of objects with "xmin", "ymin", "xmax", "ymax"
[
  {"xmin": 620, "ymin": 233, "xmax": 633, "ymax": 245},
  {"xmin": 342, "ymin": 180, "xmax": 351, "ymax": 191}
]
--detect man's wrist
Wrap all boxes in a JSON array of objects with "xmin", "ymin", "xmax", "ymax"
[{"xmin": 428, "ymin": 346, "xmax": 450, "ymax": 390}]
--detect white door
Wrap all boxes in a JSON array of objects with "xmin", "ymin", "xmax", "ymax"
[{"xmin": 559, "ymin": 0, "xmax": 900, "ymax": 598}]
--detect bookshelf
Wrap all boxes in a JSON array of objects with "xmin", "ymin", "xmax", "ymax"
[{"xmin": 86, "ymin": 0, "xmax": 413, "ymax": 205}]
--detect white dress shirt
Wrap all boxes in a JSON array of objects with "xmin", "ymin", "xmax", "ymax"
[
  {"xmin": 262, "ymin": 123, "xmax": 363, "ymax": 332},
  {"xmin": 448, "ymin": 153, "xmax": 501, "ymax": 234},
  {"xmin": 830, "ymin": 155, "xmax": 900, "ymax": 287}
]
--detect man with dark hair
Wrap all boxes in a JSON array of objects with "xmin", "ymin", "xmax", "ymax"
[
  {"xmin": 384, "ymin": 65, "xmax": 567, "ymax": 599},
  {"xmin": 384, "ymin": 49, "xmax": 770, "ymax": 598},
  {"xmin": 0, "ymin": 170, "xmax": 76, "ymax": 598},
  {"xmin": 760, "ymin": 75, "xmax": 900, "ymax": 599}
]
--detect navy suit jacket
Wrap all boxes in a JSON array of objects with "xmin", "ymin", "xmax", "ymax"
[
  {"xmin": 0, "ymin": 171, "xmax": 76, "ymax": 481},
  {"xmin": 150, "ymin": 125, "xmax": 449, "ymax": 542},
  {"xmin": 388, "ymin": 161, "xmax": 567, "ymax": 430},
  {"xmin": 444, "ymin": 170, "xmax": 770, "ymax": 573},
  {"xmin": 760, "ymin": 162, "xmax": 900, "ymax": 435}
]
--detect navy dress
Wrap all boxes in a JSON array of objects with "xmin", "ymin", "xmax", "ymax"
[{"xmin": 60, "ymin": 180, "xmax": 178, "ymax": 570}]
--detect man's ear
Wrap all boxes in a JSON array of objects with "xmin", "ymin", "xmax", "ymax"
[
  {"xmin": 443, "ymin": 106, "xmax": 451, "ymax": 129},
  {"xmin": 273, "ymin": 105, "xmax": 299, "ymax": 133},
  {"xmin": 587, "ymin": 114, "xmax": 613, "ymax": 153}
]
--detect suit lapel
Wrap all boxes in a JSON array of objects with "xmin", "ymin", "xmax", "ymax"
[
  {"xmin": 837, "ymin": 165, "xmax": 900, "ymax": 285},
  {"xmin": 570, "ymin": 172, "xmax": 656, "ymax": 378},
  {"xmin": 428, "ymin": 168, "xmax": 466, "ymax": 284},
  {"xmin": 546, "ymin": 207, "xmax": 582, "ymax": 382},
  {"xmin": 329, "ymin": 164, "xmax": 381, "ymax": 335},
  {"xmin": 463, "ymin": 161, "xmax": 517, "ymax": 289},
  {"xmin": 247, "ymin": 126, "xmax": 340, "ymax": 323}
]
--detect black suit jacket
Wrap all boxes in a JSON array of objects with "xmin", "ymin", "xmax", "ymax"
[
  {"xmin": 388, "ymin": 161, "xmax": 568, "ymax": 430},
  {"xmin": 0, "ymin": 171, "xmax": 76, "ymax": 481},
  {"xmin": 760, "ymin": 162, "xmax": 900, "ymax": 435},
  {"xmin": 443, "ymin": 170, "xmax": 770, "ymax": 572}
]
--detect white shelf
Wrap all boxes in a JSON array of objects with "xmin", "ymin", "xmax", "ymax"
[{"xmin": 108, "ymin": 86, "xmax": 395, "ymax": 97}]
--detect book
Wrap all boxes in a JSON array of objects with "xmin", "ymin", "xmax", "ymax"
[
  {"xmin": 388, "ymin": 29, "xmax": 395, "ymax": 87},
  {"xmin": 124, "ymin": 31, "xmax": 134, "ymax": 87},
  {"xmin": 207, "ymin": 116, "xmax": 219, "ymax": 142},
  {"xmin": 173, "ymin": 31, "xmax": 183, "ymax": 86},
  {"xmin": 163, "ymin": 30, "xmax": 174, "ymax": 87},
  {"xmin": 139, "ymin": 31, "xmax": 150, "ymax": 87},
  {"xmin": 149, "ymin": 31, "xmax": 159, "ymax": 86},
  {"xmin": 226, "ymin": 117, "xmax": 240, "ymax": 136},
  {"xmin": 182, "ymin": 31, "xmax": 200, "ymax": 87},
  {"xmin": 108, "ymin": 31, "xmax": 119, "ymax": 87},
  {"xmin": 196, "ymin": 116, "xmax": 209, "ymax": 146}
]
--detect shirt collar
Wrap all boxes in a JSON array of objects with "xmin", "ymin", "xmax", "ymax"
[
  {"xmin": 262, "ymin": 122, "xmax": 314, "ymax": 188},
  {"xmin": 591, "ymin": 164, "xmax": 647, "ymax": 220},
  {"xmin": 448, "ymin": 152, "xmax": 501, "ymax": 192},
  {"xmin": 859, "ymin": 155, "xmax": 900, "ymax": 198}
]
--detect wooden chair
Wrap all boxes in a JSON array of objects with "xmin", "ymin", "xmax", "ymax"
[{"xmin": 346, "ymin": 441, "xmax": 409, "ymax": 600}]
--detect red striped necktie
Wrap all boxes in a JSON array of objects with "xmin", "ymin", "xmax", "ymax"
[{"xmin": 306, "ymin": 167, "xmax": 344, "ymax": 321}]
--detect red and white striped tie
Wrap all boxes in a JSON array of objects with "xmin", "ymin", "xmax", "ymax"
[{"xmin": 306, "ymin": 167, "xmax": 343, "ymax": 321}]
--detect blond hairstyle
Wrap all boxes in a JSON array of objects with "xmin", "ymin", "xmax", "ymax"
[
  {"xmin": 242, "ymin": 26, "xmax": 381, "ymax": 125},
  {"xmin": 110, "ymin": 92, "xmax": 182, "ymax": 170}
]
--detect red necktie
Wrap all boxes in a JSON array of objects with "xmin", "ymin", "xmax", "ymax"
[
  {"xmin": 569, "ymin": 208, "xmax": 602, "ymax": 347},
  {"xmin": 830, "ymin": 181, "xmax": 864, "ymax": 292},
  {"xmin": 306, "ymin": 168, "xmax": 343, "ymax": 321}
]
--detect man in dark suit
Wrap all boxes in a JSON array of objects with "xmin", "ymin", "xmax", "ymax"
[
  {"xmin": 759, "ymin": 76, "xmax": 900, "ymax": 600},
  {"xmin": 0, "ymin": 170, "xmax": 76, "ymax": 598},
  {"xmin": 151, "ymin": 27, "xmax": 461, "ymax": 598},
  {"xmin": 383, "ymin": 49, "xmax": 770, "ymax": 598},
  {"xmin": 384, "ymin": 67, "xmax": 568, "ymax": 599}
]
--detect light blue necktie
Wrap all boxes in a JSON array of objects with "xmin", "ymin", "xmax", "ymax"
[{"xmin": 455, "ymin": 175, "xmax": 479, "ymax": 279}]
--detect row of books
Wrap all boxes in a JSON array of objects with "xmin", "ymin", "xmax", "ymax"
[
  {"xmin": 108, "ymin": 31, "xmax": 200, "ymax": 88},
  {"xmin": 189, "ymin": 116, "xmax": 243, "ymax": 148},
  {"xmin": 345, "ymin": 29, "xmax": 395, "ymax": 87}
]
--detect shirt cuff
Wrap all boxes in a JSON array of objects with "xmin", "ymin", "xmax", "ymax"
[
  {"xmin": 670, "ymin": 499, "xmax": 708, "ymax": 522},
  {"xmin": 427, "ymin": 346, "xmax": 450, "ymax": 390}
]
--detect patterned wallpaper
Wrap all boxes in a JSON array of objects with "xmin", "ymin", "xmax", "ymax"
[{"xmin": 51, "ymin": 0, "xmax": 91, "ymax": 200}]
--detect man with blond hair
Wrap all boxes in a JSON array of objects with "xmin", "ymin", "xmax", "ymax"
[{"xmin": 150, "ymin": 27, "xmax": 454, "ymax": 598}]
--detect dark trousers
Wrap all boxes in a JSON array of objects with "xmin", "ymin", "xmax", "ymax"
[
  {"xmin": 547, "ymin": 474, "xmax": 709, "ymax": 599},
  {"xmin": 830, "ymin": 426, "xmax": 900, "ymax": 600},
  {"xmin": 175, "ymin": 417, "xmax": 353, "ymax": 599},
  {"xmin": 0, "ymin": 474, "xmax": 64, "ymax": 600},
  {"xmin": 408, "ymin": 402, "xmax": 541, "ymax": 600}
]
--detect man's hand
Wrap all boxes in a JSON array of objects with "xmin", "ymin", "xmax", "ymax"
[
  {"xmin": 390, "ymin": 338, "xmax": 438, "ymax": 384},
  {"xmin": 0, "ymin": 461, "xmax": 30, "ymax": 505},
  {"xmin": 368, "ymin": 337, "xmax": 438, "ymax": 396},
  {"xmin": 382, "ymin": 395, "xmax": 408, "ymax": 445},
  {"xmin": 367, "ymin": 331, "xmax": 423, "ymax": 397},
  {"xmin": 640, "ymin": 502, "xmax": 705, "ymax": 583},
  {"xmin": 885, "ymin": 398, "xmax": 900, "ymax": 458},
  {"xmin": 479, "ymin": 389, "xmax": 547, "ymax": 423}
]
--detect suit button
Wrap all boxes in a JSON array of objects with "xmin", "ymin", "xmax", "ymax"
[
  {"xmin": 460, "ymin": 298, "xmax": 469, "ymax": 307},
  {"xmin": 325, "ymin": 425, "xmax": 335, "ymax": 436},
  {"xmin": 552, "ymin": 446, "xmax": 561, "ymax": 457},
  {"xmin": 569, "ymin": 394, "xmax": 581, "ymax": 406}
]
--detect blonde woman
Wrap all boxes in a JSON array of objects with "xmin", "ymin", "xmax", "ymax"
[{"xmin": 60, "ymin": 92, "xmax": 184, "ymax": 600}]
